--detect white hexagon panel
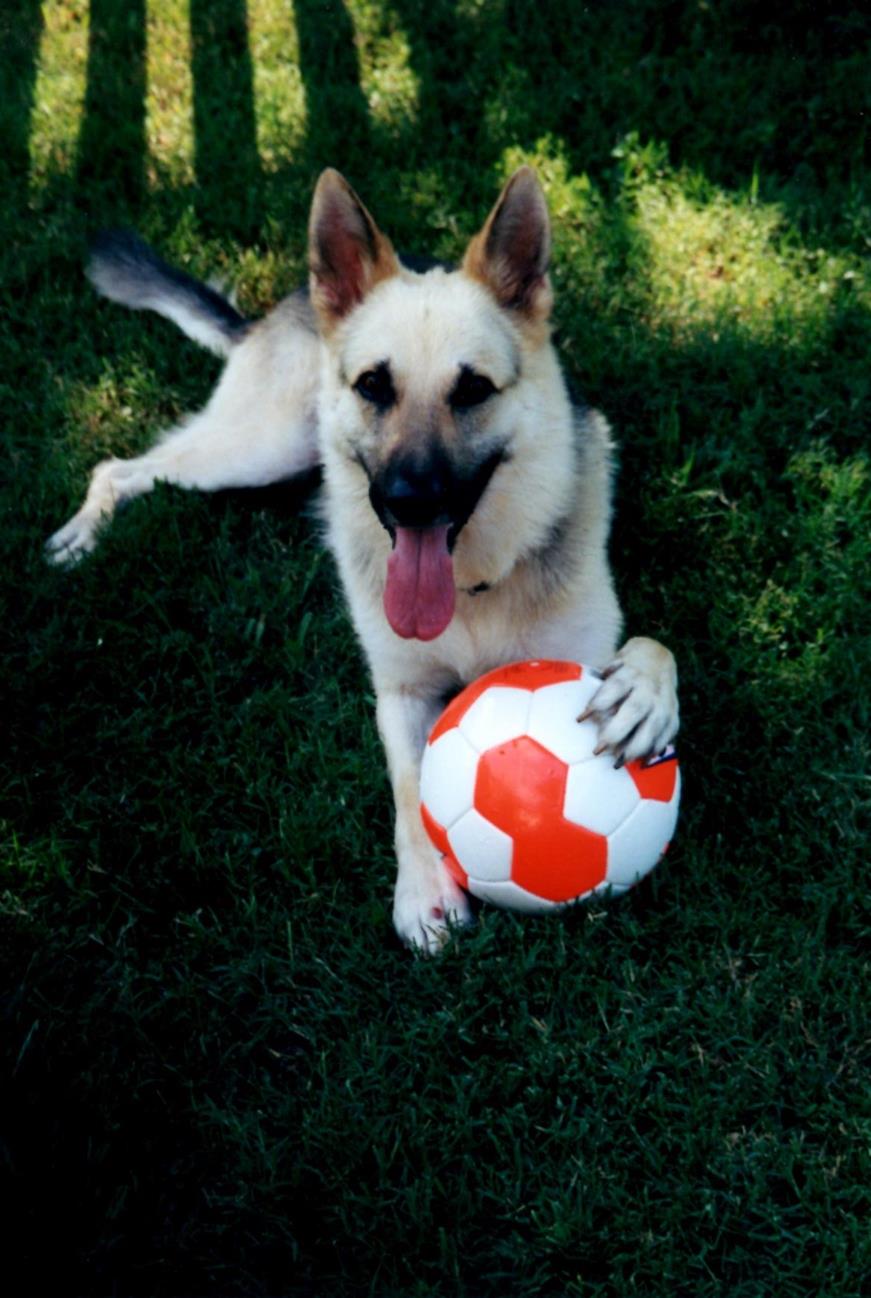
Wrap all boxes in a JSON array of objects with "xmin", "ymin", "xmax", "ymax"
[
  {"xmin": 606, "ymin": 764, "xmax": 681, "ymax": 888},
  {"xmin": 564, "ymin": 756, "xmax": 641, "ymax": 836},
  {"xmin": 447, "ymin": 808, "xmax": 513, "ymax": 883},
  {"xmin": 526, "ymin": 676, "xmax": 603, "ymax": 765},
  {"xmin": 418, "ymin": 725, "xmax": 479, "ymax": 830},
  {"xmin": 458, "ymin": 686, "xmax": 532, "ymax": 753},
  {"xmin": 465, "ymin": 879, "xmax": 563, "ymax": 914}
]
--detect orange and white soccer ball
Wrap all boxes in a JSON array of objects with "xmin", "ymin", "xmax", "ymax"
[{"xmin": 419, "ymin": 660, "xmax": 680, "ymax": 913}]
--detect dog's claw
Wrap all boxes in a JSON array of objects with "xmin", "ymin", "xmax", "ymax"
[{"xmin": 580, "ymin": 639, "xmax": 679, "ymax": 767}]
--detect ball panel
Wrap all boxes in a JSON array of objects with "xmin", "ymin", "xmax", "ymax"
[
  {"xmin": 448, "ymin": 808, "xmax": 514, "ymax": 883},
  {"xmin": 459, "ymin": 686, "xmax": 532, "ymax": 753},
  {"xmin": 513, "ymin": 820, "xmax": 608, "ymax": 902},
  {"xmin": 427, "ymin": 674, "xmax": 494, "ymax": 744},
  {"xmin": 492, "ymin": 660, "xmax": 583, "ymax": 690},
  {"xmin": 592, "ymin": 880, "xmax": 630, "ymax": 898},
  {"xmin": 474, "ymin": 735, "xmax": 568, "ymax": 832},
  {"xmin": 605, "ymin": 797, "xmax": 679, "ymax": 887},
  {"xmin": 419, "ymin": 727, "xmax": 479, "ymax": 828},
  {"xmin": 420, "ymin": 803, "xmax": 469, "ymax": 889},
  {"xmin": 464, "ymin": 878, "xmax": 561, "ymax": 914},
  {"xmin": 474, "ymin": 735, "xmax": 608, "ymax": 902},
  {"xmin": 526, "ymin": 678, "xmax": 603, "ymax": 765},
  {"xmin": 420, "ymin": 802, "xmax": 449, "ymax": 856},
  {"xmin": 443, "ymin": 851, "xmax": 470, "ymax": 891},
  {"xmin": 426, "ymin": 660, "xmax": 582, "ymax": 744},
  {"xmin": 563, "ymin": 757, "xmax": 640, "ymax": 836},
  {"xmin": 626, "ymin": 747, "xmax": 679, "ymax": 802}
]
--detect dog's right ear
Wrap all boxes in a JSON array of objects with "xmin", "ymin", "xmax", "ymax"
[
  {"xmin": 462, "ymin": 167, "xmax": 552, "ymax": 325},
  {"xmin": 308, "ymin": 170, "xmax": 400, "ymax": 332}
]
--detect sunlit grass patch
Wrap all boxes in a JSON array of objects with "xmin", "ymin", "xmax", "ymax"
[
  {"xmin": 630, "ymin": 180, "xmax": 856, "ymax": 348},
  {"xmin": 248, "ymin": 0, "xmax": 307, "ymax": 171},
  {"xmin": 232, "ymin": 242, "xmax": 307, "ymax": 313},
  {"xmin": 28, "ymin": 0, "xmax": 89, "ymax": 187},
  {"xmin": 351, "ymin": 1, "xmax": 420, "ymax": 134},
  {"xmin": 145, "ymin": 0, "xmax": 195, "ymax": 186},
  {"xmin": 504, "ymin": 133, "xmax": 867, "ymax": 355},
  {"xmin": 616, "ymin": 134, "xmax": 867, "ymax": 349},
  {"xmin": 59, "ymin": 369, "xmax": 155, "ymax": 464}
]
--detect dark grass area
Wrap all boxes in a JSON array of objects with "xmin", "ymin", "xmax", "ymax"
[{"xmin": 1, "ymin": 2, "xmax": 869, "ymax": 1295}]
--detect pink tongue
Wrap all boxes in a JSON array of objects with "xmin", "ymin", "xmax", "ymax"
[{"xmin": 384, "ymin": 525, "xmax": 455, "ymax": 641}]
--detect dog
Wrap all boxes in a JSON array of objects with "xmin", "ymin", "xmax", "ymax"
[{"xmin": 46, "ymin": 167, "xmax": 679, "ymax": 952}]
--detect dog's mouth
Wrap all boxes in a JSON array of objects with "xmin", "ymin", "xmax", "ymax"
[
  {"xmin": 384, "ymin": 523, "xmax": 455, "ymax": 642},
  {"xmin": 368, "ymin": 448, "xmax": 506, "ymax": 641}
]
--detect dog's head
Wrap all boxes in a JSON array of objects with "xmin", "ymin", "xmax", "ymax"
[{"xmin": 309, "ymin": 168, "xmax": 561, "ymax": 642}]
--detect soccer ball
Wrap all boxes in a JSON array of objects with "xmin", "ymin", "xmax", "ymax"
[{"xmin": 419, "ymin": 660, "xmax": 680, "ymax": 913}]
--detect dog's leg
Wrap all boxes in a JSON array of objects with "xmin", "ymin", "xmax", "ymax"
[
  {"xmin": 45, "ymin": 407, "xmax": 317, "ymax": 565},
  {"xmin": 581, "ymin": 636, "xmax": 680, "ymax": 765},
  {"xmin": 376, "ymin": 688, "xmax": 472, "ymax": 954},
  {"xmin": 46, "ymin": 320, "xmax": 321, "ymax": 564}
]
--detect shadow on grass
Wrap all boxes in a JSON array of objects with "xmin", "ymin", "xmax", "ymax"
[
  {"xmin": 294, "ymin": 0, "xmax": 372, "ymax": 170},
  {"xmin": 0, "ymin": 0, "xmax": 43, "ymax": 223},
  {"xmin": 76, "ymin": 0, "xmax": 147, "ymax": 211},
  {"xmin": 190, "ymin": 0, "xmax": 263, "ymax": 238},
  {"xmin": 11, "ymin": 2, "xmax": 865, "ymax": 252}
]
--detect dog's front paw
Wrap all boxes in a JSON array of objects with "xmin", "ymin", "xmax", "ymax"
[
  {"xmin": 45, "ymin": 458, "xmax": 122, "ymax": 566},
  {"xmin": 45, "ymin": 508, "xmax": 104, "ymax": 566},
  {"xmin": 393, "ymin": 854, "xmax": 472, "ymax": 956},
  {"xmin": 580, "ymin": 636, "xmax": 679, "ymax": 765}
]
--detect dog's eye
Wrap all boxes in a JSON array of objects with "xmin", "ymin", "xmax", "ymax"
[
  {"xmin": 450, "ymin": 369, "xmax": 498, "ymax": 410},
  {"xmin": 354, "ymin": 365, "xmax": 395, "ymax": 409}
]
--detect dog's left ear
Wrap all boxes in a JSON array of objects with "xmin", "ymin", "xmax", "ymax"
[
  {"xmin": 309, "ymin": 169, "xmax": 400, "ymax": 332},
  {"xmin": 462, "ymin": 167, "xmax": 552, "ymax": 322}
]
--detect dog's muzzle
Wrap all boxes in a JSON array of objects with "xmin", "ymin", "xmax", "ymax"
[
  {"xmin": 368, "ymin": 446, "xmax": 506, "ymax": 547},
  {"xmin": 367, "ymin": 446, "xmax": 506, "ymax": 641}
]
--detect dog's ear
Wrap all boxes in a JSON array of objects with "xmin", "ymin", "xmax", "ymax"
[
  {"xmin": 462, "ymin": 167, "xmax": 552, "ymax": 322},
  {"xmin": 309, "ymin": 170, "xmax": 400, "ymax": 331}
]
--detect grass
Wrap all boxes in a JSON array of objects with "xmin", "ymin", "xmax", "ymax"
[{"xmin": 1, "ymin": 2, "xmax": 869, "ymax": 1294}]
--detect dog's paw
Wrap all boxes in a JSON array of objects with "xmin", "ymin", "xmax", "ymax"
[
  {"xmin": 393, "ymin": 856, "xmax": 472, "ymax": 956},
  {"xmin": 45, "ymin": 509, "xmax": 103, "ymax": 566},
  {"xmin": 580, "ymin": 636, "xmax": 679, "ymax": 765},
  {"xmin": 45, "ymin": 459, "xmax": 121, "ymax": 566}
]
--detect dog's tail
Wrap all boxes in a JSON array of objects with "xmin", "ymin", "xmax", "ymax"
[{"xmin": 87, "ymin": 230, "xmax": 250, "ymax": 358}]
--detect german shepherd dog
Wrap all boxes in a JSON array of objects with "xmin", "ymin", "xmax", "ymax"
[{"xmin": 47, "ymin": 168, "xmax": 679, "ymax": 952}]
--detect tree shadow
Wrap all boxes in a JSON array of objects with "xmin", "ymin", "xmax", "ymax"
[
  {"xmin": 382, "ymin": 0, "xmax": 868, "ymax": 246},
  {"xmin": 0, "ymin": 0, "xmax": 43, "ymax": 225},
  {"xmin": 189, "ymin": 0, "xmax": 263, "ymax": 239},
  {"xmin": 293, "ymin": 0, "xmax": 372, "ymax": 172},
  {"xmin": 76, "ymin": 0, "xmax": 147, "ymax": 212}
]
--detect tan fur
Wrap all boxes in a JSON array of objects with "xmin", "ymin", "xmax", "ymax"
[
  {"xmin": 308, "ymin": 169, "xmax": 401, "ymax": 334},
  {"xmin": 47, "ymin": 170, "xmax": 679, "ymax": 954},
  {"xmin": 461, "ymin": 167, "xmax": 554, "ymax": 340}
]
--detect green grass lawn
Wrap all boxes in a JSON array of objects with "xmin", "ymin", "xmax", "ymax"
[{"xmin": 1, "ymin": 2, "xmax": 869, "ymax": 1294}]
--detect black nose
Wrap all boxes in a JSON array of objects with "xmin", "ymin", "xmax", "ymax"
[{"xmin": 374, "ymin": 458, "xmax": 452, "ymax": 529}]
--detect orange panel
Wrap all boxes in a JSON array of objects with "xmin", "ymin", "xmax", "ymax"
[
  {"xmin": 492, "ymin": 660, "xmax": 583, "ymax": 690},
  {"xmin": 626, "ymin": 752, "xmax": 679, "ymax": 803},
  {"xmin": 420, "ymin": 802, "xmax": 468, "ymax": 888},
  {"xmin": 475, "ymin": 735, "xmax": 607, "ymax": 902}
]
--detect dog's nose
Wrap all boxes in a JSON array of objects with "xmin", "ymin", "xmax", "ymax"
[{"xmin": 377, "ymin": 460, "xmax": 452, "ymax": 529}]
